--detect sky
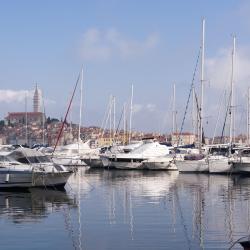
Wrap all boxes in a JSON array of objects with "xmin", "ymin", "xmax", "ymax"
[{"xmin": 0, "ymin": 0, "xmax": 250, "ymax": 137}]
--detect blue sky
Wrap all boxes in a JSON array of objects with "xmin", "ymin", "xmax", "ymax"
[{"xmin": 0, "ymin": 0, "xmax": 249, "ymax": 136}]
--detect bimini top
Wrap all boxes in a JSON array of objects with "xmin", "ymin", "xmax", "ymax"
[{"xmin": 8, "ymin": 148, "xmax": 51, "ymax": 164}]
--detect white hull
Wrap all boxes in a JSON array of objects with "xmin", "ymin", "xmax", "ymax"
[
  {"xmin": 84, "ymin": 157, "xmax": 104, "ymax": 168},
  {"xmin": 100, "ymin": 155, "xmax": 143, "ymax": 169},
  {"xmin": 109, "ymin": 161, "xmax": 143, "ymax": 169},
  {"xmin": 0, "ymin": 171, "xmax": 72, "ymax": 188},
  {"xmin": 142, "ymin": 158, "xmax": 177, "ymax": 170},
  {"xmin": 208, "ymin": 157, "xmax": 234, "ymax": 173},
  {"xmin": 233, "ymin": 160, "xmax": 250, "ymax": 173},
  {"xmin": 52, "ymin": 157, "xmax": 86, "ymax": 167},
  {"xmin": 176, "ymin": 159, "xmax": 208, "ymax": 172}
]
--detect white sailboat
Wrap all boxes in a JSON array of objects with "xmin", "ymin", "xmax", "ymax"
[
  {"xmin": 175, "ymin": 18, "xmax": 208, "ymax": 173},
  {"xmin": 52, "ymin": 68, "xmax": 97, "ymax": 167},
  {"xmin": 208, "ymin": 36, "xmax": 236, "ymax": 174}
]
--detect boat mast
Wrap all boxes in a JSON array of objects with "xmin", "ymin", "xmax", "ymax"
[
  {"xmin": 123, "ymin": 103, "xmax": 126, "ymax": 144},
  {"xmin": 25, "ymin": 93, "xmax": 28, "ymax": 146},
  {"xmin": 192, "ymin": 86, "xmax": 195, "ymax": 136},
  {"xmin": 78, "ymin": 67, "xmax": 83, "ymax": 153},
  {"xmin": 42, "ymin": 92, "xmax": 45, "ymax": 145},
  {"xmin": 129, "ymin": 84, "xmax": 133, "ymax": 144},
  {"xmin": 248, "ymin": 87, "xmax": 250, "ymax": 145},
  {"xmin": 199, "ymin": 18, "xmax": 205, "ymax": 150},
  {"xmin": 113, "ymin": 96, "xmax": 116, "ymax": 140},
  {"xmin": 109, "ymin": 95, "xmax": 112, "ymax": 145},
  {"xmin": 229, "ymin": 36, "xmax": 236, "ymax": 145},
  {"xmin": 172, "ymin": 83, "xmax": 177, "ymax": 134}
]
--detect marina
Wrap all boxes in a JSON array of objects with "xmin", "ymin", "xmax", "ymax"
[{"xmin": 2, "ymin": 1, "xmax": 250, "ymax": 249}]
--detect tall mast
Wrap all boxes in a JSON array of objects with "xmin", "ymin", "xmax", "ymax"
[
  {"xmin": 192, "ymin": 86, "xmax": 196, "ymax": 136},
  {"xmin": 229, "ymin": 36, "xmax": 236, "ymax": 144},
  {"xmin": 25, "ymin": 93, "xmax": 28, "ymax": 145},
  {"xmin": 199, "ymin": 18, "xmax": 205, "ymax": 149},
  {"xmin": 129, "ymin": 84, "xmax": 133, "ymax": 144},
  {"xmin": 248, "ymin": 87, "xmax": 250, "ymax": 145},
  {"xmin": 78, "ymin": 67, "xmax": 83, "ymax": 153},
  {"xmin": 172, "ymin": 83, "xmax": 176, "ymax": 134},
  {"xmin": 113, "ymin": 96, "xmax": 116, "ymax": 139},
  {"xmin": 123, "ymin": 103, "xmax": 126, "ymax": 144},
  {"xmin": 109, "ymin": 95, "xmax": 112, "ymax": 145},
  {"xmin": 42, "ymin": 92, "xmax": 45, "ymax": 145}
]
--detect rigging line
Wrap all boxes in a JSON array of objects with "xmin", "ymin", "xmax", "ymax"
[
  {"xmin": 174, "ymin": 186, "xmax": 192, "ymax": 250},
  {"xmin": 212, "ymin": 90, "xmax": 225, "ymax": 144},
  {"xmin": 52, "ymin": 73, "xmax": 81, "ymax": 155},
  {"xmin": 177, "ymin": 46, "xmax": 201, "ymax": 147},
  {"xmin": 220, "ymin": 91, "xmax": 232, "ymax": 143},
  {"xmin": 114, "ymin": 107, "xmax": 125, "ymax": 143}
]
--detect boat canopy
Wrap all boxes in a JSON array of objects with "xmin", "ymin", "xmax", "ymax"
[{"xmin": 8, "ymin": 148, "xmax": 51, "ymax": 164}]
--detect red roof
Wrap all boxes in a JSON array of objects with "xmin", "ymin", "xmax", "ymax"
[
  {"xmin": 172, "ymin": 132, "xmax": 195, "ymax": 136},
  {"xmin": 7, "ymin": 112, "xmax": 43, "ymax": 117}
]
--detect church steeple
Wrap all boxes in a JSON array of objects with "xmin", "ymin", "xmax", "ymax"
[{"xmin": 33, "ymin": 83, "xmax": 41, "ymax": 112}]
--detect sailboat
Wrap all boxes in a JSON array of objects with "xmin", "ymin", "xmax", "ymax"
[
  {"xmin": 52, "ymin": 68, "xmax": 96, "ymax": 167},
  {"xmin": 175, "ymin": 18, "xmax": 209, "ymax": 173},
  {"xmin": 208, "ymin": 36, "xmax": 236, "ymax": 174}
]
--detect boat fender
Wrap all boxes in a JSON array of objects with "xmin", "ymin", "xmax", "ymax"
[{"xmin": 5, "ymin": 173, "xmax": 10, "ymax": 183}]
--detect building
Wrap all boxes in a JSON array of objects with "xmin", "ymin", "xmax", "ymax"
[
  {"xmin": 5, "ymin": 112, "xmax": 45, "ymax": 125},
  {"xmin": 33, "ymin": 84, "xmax": 41, "ymax": 112},
  {"xmin": 5, "ymin": 85, "xmax": 44, "ymax": 126},
  {"xmin": 171, "ymin": 132, "xmax": 196, "ymax": 146}
]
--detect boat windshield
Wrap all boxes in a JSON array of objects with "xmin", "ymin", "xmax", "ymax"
[
  {"xmin": 37, "ymin": 156, "xmax": 51, "ymax": 163},
  {"xmin": 240, "ymin": 149, "xmax": 250, "ymax": 157},
  {"xmin": 0, "ymin": 155, "xmax": 16, "ymax": 162},
  {"xmin": 209, "ymin": 147, "xmax": 229, "ymax": 156}
]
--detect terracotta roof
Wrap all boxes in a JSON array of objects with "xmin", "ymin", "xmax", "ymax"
[{"xmin": 7, "ymin": 112, "xmax": 43, "ymax": 118}]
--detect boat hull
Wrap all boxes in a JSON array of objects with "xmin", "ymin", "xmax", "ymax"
[
  {"xmin": 233, "ymin": 160, "xmax": 250, "ymax": 173},
  {"xmin": 0, "ymin": 171, "xmax": 72, "ymax": 189},
  {"xmin": 83, "ymin": 157, "xmax": 104, "ymax": 168},
  {"xmin": 52, "ymin": 157, "xmax": 86, "ymax": 167},
  {"xmin": 208, "ymin": 157, "xmax": 234, "ymax": 174},
  {"xmin": 176, "ymin": 159, "xmax": 208, "ymax": 172},
  {"xmin": 142, "ymin": 159, "xmax": 177, "ymax": 170}
]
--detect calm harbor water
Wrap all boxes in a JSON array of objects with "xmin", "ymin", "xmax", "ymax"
[{"xmin": 0, "ymin": 168, "xmax": 250, "ymax": 249}]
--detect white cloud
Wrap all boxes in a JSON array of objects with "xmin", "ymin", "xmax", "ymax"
[
  {"xmin": 132, "ymin": 103, "xmax": 156, "ymax": 114},
  {"xmin": 206, "ymin": 46, "xmax": 250, "ymax": 91},
  {"xmin": 80, "ymin": 28, "xmax": 159, "ymax": 61},
  {"xmin": 133, "ymin": 104, "xmax": 143, "ymax": 114},
  {"xmin": 0, "ymin": 89, "xmax": 56, "ymax": 106},
  {"xmin": 146, "ymin": 103, "xmax": 156, "ymax": 112},
  {"xmin": 0, "ymin": 90, "xmax": 32, "ymax": 103}
]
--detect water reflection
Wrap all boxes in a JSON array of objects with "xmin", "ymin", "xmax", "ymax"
[
  {"xmin": 1, "ymin": 168, "xmax": 250, "ymax": 249},
  {"xmin": 79, "ymin": 169, "xmax": 250, "ymax": 249},
  {"xmin": 0, "ymin": 188, "xmax": 77, "ymax": 223}
]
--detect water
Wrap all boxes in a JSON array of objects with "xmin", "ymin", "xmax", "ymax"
[{"xmin": 0, "ymin": 168, "xmax": 249, "ymax": 249}]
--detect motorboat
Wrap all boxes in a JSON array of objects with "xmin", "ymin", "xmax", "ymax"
[
  {"xmin": 52, "ymin": 140, "xmax": 96, "ymax": 167},
  {"xmin": 83, "ymin": 142, "xmax": 143, "ymax": 168},
  {"xmin": 0, "ymin": 148, "xmax": 73, "ymax": 189},
  {"xmin": 101, "ymin": 140, "xmax": 173, "ymax": 169}
]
